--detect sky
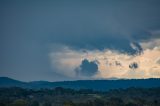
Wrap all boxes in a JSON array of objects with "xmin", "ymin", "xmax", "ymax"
[{"xmin": 0, "ymin": 0, "xmax": 160, "ymax": 81}]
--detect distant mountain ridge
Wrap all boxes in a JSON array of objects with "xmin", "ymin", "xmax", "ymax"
[
  {"xmin": 0, "ymin": 77, "xmax": 160, "ymax": 91},
  {"xmin": 0, "ymin": 77, "xmax": 27, "ymax": 87}
]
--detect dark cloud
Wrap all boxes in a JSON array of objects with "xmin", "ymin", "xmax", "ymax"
[
  {"xmin": 76, "ymin": 59, "xmax": 98, "ymax": 76},
  {"xmin": 1, "ymin": 0, "xmax": 160, "ymax": 81},
  {"xmin": 51, "ymin": 36, "xmax": 143, "ymax": 55},
  {"xmin": 129, "ymin": 62, "xmax": 139, "ymax": 70},
  {"xmin": 1, "ymin": 0, "xmax": 159, "ymax": 55},
  {"xmin": 131, "ymin": 42, "xmax": 143, "ymax": 55},
  {"xmin": 45, "ymin": 0, "xmax": 160, "ymax": 55}
]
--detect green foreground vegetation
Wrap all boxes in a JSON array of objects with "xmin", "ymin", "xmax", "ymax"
[{"xmin": 0, "ymin": 87, "xmax": 160, "ymax": 106}]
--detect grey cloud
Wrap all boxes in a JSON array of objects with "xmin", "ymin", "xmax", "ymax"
[
  {"xmin": 1, "ymin": 0, "xmax": 159, "ymax": 55},
  {"xmin": 75, "ymin": 59, "xmax": 98, "ymax": 76},
  {"xmin": 131, "ymin": 42, "xmax": 143, "ymax": 55},
  {"xmin": 129, "ymin": 62, "xmax": 139, "ymax": 70},
  {"xmin": 51, "ymin": 35, "xmax": 143, "ymax": 55},
  {"xmin": 45, "ymin": 0, "xmax": 160, "ymax": 54}
]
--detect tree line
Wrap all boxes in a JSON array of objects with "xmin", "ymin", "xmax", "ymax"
[{"xmin": 0, "ymin": 87, "xmax": 160, "ymax": 106}]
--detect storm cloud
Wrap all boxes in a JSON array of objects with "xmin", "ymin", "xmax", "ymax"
[
  {"xmin": 1, "ymin": 0, "xmax": 160, "ymax": 81},
  {"xmin": 46, "ymin": 0, "xmax": 160, "ymax": 54},
  {"xmin": 1, "ymin": 0, "xmax": 160, "ymax": 54},
  {"xmin": 76, "ymin": 59, "xmax": 98, "ymax": 77}
]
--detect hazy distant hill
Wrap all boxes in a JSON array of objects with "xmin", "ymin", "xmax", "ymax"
[
  {"xmin": 0, "ymin": 77, "xmax": 160, "ymax": 91},
  {"xmin": 0, "ymin": 77, "xmax": 27, "ymax": 88}
]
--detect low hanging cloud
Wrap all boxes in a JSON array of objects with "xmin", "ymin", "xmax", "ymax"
[{"xmin": 75, "ymin": 59, "xmax": 98, "ymax": 77}]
